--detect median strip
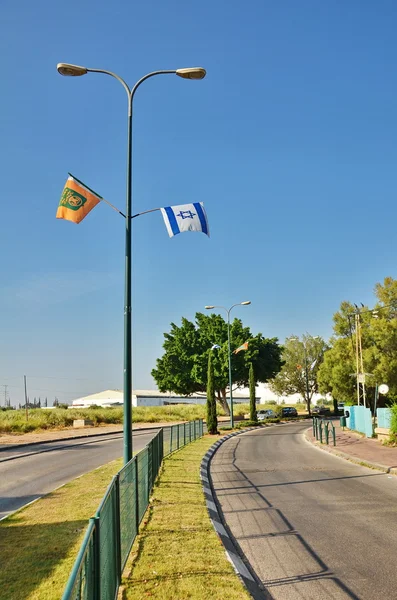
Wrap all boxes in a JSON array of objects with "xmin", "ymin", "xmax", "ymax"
[{"xmin": 121, "ymin": 435, "xmax": 251, "ymax": 600}]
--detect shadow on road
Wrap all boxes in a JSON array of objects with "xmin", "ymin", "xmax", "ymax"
[{"xmin": 210, "ymin": 437, "xmax": 362, "ymax": 600}]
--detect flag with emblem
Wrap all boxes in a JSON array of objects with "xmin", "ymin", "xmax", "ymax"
[
  {"xmin": 233, "ymin": 342, "xmax": 248, "ymax": 354},
  {"xmin": 56, "ymin": 174, "xmax": 102, "ymax": 224},
  {"xmin": 160, "ymin": 203, "xmax": 209, "ymax": 238}
]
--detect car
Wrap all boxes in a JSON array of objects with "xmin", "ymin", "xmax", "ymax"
[
  {"xmin": 257, "ymin": 409, "xmax": 275, "ymax": 421},
  {"xmin": 313, "ymin": 405, "xmax": 331, "ymax": 416},
  {"xmin": 281, "ymin": 407, "xmax": 298, "ymax": 418}
]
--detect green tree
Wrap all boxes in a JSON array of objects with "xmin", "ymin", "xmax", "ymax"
[
  {"xmin": 152, "ymin": 312, "xmax": 283, "ymax": 413},
  {"xmin": 249, "ymin": 363, "xmax": 257, "ymax": 422},
  {"xmin": 318, "ymin": 277, "xmax": 397, "ymax": 408},
  {"xmin": 269, "ymin": 335, "xmax": 327, "ymax": 414},
  {"xmin": 206, "ymin": 351, "xmax": 218, "ymax": 434}
]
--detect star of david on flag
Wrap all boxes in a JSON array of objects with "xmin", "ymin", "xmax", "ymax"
[{"xmin": 160, "ymin": 203, "xmax": 210, "ymax": 238}]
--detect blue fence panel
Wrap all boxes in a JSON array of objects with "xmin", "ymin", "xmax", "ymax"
[
  {"xmin": 346, "ymin": 405, "xmax": 372, "ymax": 437},
  {"xmin": 377, "ymin": 408, "xmax": 391, "ymax": 429}
]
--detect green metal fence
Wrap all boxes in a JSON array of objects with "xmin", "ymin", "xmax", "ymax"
[
  {"xmin": 62, "ymin": 419, "xmax": 203, "ymax": 600},
  {"xmin": 313, "ymin": 417, "xmax": 336, "ymax": 446}
]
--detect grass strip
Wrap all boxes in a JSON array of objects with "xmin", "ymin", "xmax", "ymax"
[
  {"xmin": 0, "ymin": 457, "xmax": 122, "ymax": 600},
  {"xmin": 122, "ymin": 435, "xmax": 251, "ymax": 600},
  {"xmin": 0, "ymin": 402, "xmax": 303, "ymax": 434}
]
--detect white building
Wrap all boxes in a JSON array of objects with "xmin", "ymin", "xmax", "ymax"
[
  {"xmin": 235, "ymin": 382, "xmax": 327, "ymax": 405},
  {"xmin": 71, "ymin": 389, "xmax": 255, "ymax": 409}
]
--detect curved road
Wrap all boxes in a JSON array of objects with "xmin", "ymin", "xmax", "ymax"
[
  {"xmin": 211, "ymin": 422, "xmax": 397, "ymax": 600},
  {"xmin": 0, "ymin": 429, "xmax": 162, "ymax": 520}
]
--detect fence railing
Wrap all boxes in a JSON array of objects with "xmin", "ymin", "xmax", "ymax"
[
  {"xmin": 62, "ymin": 419, "xmax": 203, "ymax": 600},
  {"xmin": 313, "ymin": 417, "xmax": 336, "ymax": 446}
]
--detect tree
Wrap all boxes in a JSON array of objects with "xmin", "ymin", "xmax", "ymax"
[
  {"xmin": 206, "ymin": 352, "xmax": 218, "ymax": 434},
  {"xmin": 269, "ymin": 335, "xmax": 327, "ymax": 414},
  {"xmin": 249, "ymin": 363, "xmax": 257, "ymax": 422},
  {"xmin": 318, "ymin": 277, "xmax": 397, "ymax": 408},
  {"xmin": 152, "ymin": 312, "xmax": 283, "ymax": 413}
]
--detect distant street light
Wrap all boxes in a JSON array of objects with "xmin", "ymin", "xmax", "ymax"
[{"xmin": 205, "ymin": 302, "xmax": 251, "ymax": 427}]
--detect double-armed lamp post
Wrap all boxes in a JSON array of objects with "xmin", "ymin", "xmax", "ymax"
[
  {"xmin": 57, "ymin": 62, "xmax": 206, "ymax": 463},
  {"xmin": 205, "ymin": 302, "xmax": 251, "ymax": 427}
]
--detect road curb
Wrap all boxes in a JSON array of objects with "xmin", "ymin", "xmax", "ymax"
[
  {"xmin": 200, "ymin": 427, "xmax": 272, "ymax": 600},
  {"xmin": 303, "ymin": 428, "xmax": 397, "ymax": 475}
]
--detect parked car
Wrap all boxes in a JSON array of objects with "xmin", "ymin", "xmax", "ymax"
[
  {"xmin": 257, "ymin": 409, "xmax": 275, "ymax": 421},
  {"xmin": 281, "ymin": 407, "xmax": 298, "ymax": 418},
  {"xmin": 312, "ymin": 406, "xmax": 331, "ymax": 416}
]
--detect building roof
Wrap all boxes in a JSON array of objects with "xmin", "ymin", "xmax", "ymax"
[{"xmin": 72, "ymin": 388, "xmax": 252, "ymax": 404}]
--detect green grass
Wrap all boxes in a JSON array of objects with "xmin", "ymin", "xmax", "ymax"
[
  {"xmin": 122, "ymin": 436, "xmax": 250, "ymax": 600},
  {"xmin": 0, "ymin": 405, "xmax": 222, "ymax": 434},
  {"xmin": 0, "ymin": 401, "xmax": 308, "ymax": 435},
  {"xmin": 0, "ymin": 457, "xmax": 123, "ymax": 600}
]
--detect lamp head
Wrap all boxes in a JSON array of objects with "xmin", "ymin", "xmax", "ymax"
[
  {"xmin": 205, "ymin": 305, "xmax": 215, "ymax": 310},
  {"xmin": 240, "ymin": 301, "xmax": 251, "ymax": 305},
  {"xmin": 176, "ymin": 67, "xmax": 206, "ymax": 80},
  {"xmin": 57, "ymin": 63, "xmax": 88, "ymax": 77}
]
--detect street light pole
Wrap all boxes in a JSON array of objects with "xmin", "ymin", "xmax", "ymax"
[
  {"xmin": 57, "ymin": 63, "xmax": 206, "ymax": 463},
  {"xmin": 205, "ymin": 301, "xmax": 251, "ymax": 428}
]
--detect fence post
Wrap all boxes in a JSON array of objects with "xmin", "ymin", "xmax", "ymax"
[
  {"xmin": 332, "ymin": 423, "xmax": 336, "ymax": 446},
  {"xmin": 170, "ymin": 425, "xmax": 173, "ymax": 454},
  {"xmin": 159, "ymin": 428, "xmax": 163, "ymax": 467},
  {"xmin": 93, "ymin": 515, "xmax": 101, "ymax": 600},
  {"xmin": 324, "ymin": 421, "xmax": 329, "ymax": 445},
  {"xmin": 312, "ymin": 417, "xmax": 315, "ymax": 436},
  {"xmin": 134, "ymin": 458, "xmax": 139, "ymax": 531},
  {"xmin": 177, "ymin": 423, "xmax": 180, "ymax": 449},
  {"xmin": 148, "ymin": 438, "xmax": 153, "ymax": 493},
  {"xmin": 114, "ymin": 475, "xmax": 122, "ymax": 586},
  {"xmin": 184, "ymin": 422, "xmax": 186, "ymax": 446},
  {"xmin": 319, "ymin": 421, "xmax": 323, "ymax": 444}
]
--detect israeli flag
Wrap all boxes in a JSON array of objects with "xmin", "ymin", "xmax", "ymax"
[{"xmin": 160, "ymin": 203, "xmax": 210, "ymax": 238}]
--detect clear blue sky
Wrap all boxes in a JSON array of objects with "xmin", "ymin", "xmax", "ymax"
[{"xmin": 1, "ymin": 0, "xmax": 397, "ymax": 405}]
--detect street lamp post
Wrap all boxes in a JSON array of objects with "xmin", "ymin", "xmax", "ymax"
[
  {"xmin": 205, "ymin": 302, "xmax": 251, "ymax": 427},
  {"xmin": 57, "ymin": 63, "xmax": 206, "ymax": 464}
]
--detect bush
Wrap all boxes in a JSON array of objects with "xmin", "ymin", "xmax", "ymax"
[
  {"xmin": 389, "ymin": 404, "xmax": 397, "ymax": 440},
  {"xmin": 235, "ymin": 420, "xmax": 261, "ymax": 429}
]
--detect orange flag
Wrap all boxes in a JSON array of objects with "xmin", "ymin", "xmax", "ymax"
[
  {"xmin": 233, "ymin": 342, "xmax": 248, "ymax": 354},
  {"xmin": 56, "ymin": 174, "xmax": 102, "ymax": 224}
]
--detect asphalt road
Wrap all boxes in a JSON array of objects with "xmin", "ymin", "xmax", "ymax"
[
  {"xmin": 211, "ymin": 422, "xmax": 397, "ymax": 600},
  {"xmin": 0, "ymin": 428, "xmax": 163, "ymax": 520}
]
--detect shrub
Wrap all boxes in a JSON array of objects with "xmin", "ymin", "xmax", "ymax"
[{"xmin": 389, "ymin": 404, "xmax": 397, "ymax": 442}]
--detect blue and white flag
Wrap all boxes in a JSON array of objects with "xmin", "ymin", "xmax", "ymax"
[{"xmin": 160, "ymin": 203, "xmax": 210, "ymax": 238}]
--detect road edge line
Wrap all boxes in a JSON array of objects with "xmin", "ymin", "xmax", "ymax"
[{"xmin": 200, "ymin": 427, "xmax": 273, "ymax": 600}]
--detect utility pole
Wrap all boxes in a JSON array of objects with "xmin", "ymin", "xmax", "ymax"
[
  {"xmin": 354, "ymin": 311, "xmax": 367, "ymax": 406},
  {"xmin": 2, "ymin": 384, "xmax": 9, "ymax": 407},
  {"xmin": 355, "ymin": 313, "xmax": 360, "ymax": 405},
  {"xmin": 24, "ymin": 375, "xmax": 28, "ymax": 421}
]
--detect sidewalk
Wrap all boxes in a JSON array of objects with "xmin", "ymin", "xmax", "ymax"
[{"xmin": 306, "ymin": 421, "xmax": 397, "ymax": 474}]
